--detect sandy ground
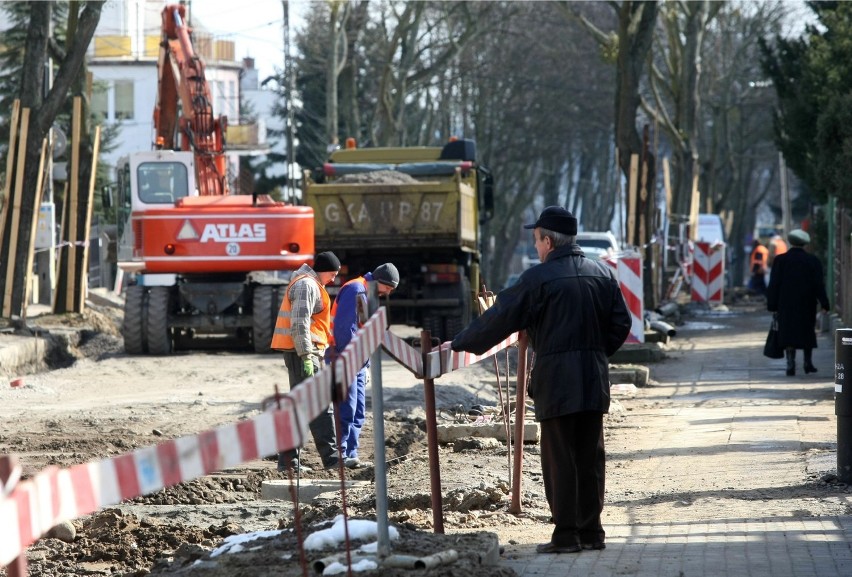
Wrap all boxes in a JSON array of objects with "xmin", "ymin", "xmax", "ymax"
[{"xmin": 1, "ymin": 297, "xmax": 849, "ymax": 576}]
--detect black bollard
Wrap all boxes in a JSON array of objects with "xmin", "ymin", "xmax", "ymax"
[{"xmin": 836, "ymin": 329, "xmax": 852, "ymax": 483}]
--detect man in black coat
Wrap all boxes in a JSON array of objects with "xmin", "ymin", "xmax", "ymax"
[
  {"xmin": 766, "ymin": 228, "xmax": 830, "ymax": 376},
  {"xmin": 451, "ymin": 206, "xmax": 631, "ymax": 554}
]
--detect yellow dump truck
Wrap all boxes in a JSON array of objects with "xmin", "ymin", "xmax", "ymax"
[{"xmin": 303, "ymin": 138, "xmax": 494, "ymax": 341}]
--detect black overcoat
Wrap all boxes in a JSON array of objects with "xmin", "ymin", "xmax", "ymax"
[
  {"xmin": 766, "ymin": 247, "xmax": 829, "ymax": 349},
  {"xmin": 451, "ymin": 244, "xmax": 631, "ymax": 421}
]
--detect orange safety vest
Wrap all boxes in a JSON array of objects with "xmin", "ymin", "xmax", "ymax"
[
  {"xmin": 750, "ymin": 244, "xmax": 768, "ymax": 274},
  {"xmin": 271, "ymin": 274, "xmax": 332, "ymax": 352},
  {"xmin": 329, "ymin": 277, "xmax": 367, "ymax": 346}
]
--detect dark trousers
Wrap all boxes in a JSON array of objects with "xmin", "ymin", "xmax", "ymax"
[
  {"xmin": 277, "ymin": 351, "xmax": 337, "ymax": 468},
  {"xmin": 540, "ymin": 412, "xmax": 606, "ymax": 547}
]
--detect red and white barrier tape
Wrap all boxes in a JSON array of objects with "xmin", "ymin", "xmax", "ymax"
[
  {"xmin": 1, "ymin": 305, "xmax": 523, "ymax": 566},
  {"xmin": 0, "ymin": 308, "xmax": 390, "ymax": 568}
]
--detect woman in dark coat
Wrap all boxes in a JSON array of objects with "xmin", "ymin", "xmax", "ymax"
[{"xmin": 766, "ymin": 229, "xmax": 830, "ymax": 375}]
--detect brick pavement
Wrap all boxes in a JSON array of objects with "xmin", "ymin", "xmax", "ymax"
[{"xmin": 500, "ymin": 304, "xmax": 852, "ymax": 577}]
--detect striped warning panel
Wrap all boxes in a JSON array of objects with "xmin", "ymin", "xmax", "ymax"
[
  {"xmin": 334, "ymin": 308, "xmax": 387, "ymax": 388},
  {"xmin": 616, "ymin": 255, "xmax": 644, "ymax": 343},
  {"xmin": 601, "ymin": 253, "xmax": 644, "ymax": 343},
  {"xmin": 425, "ymin": 334, "xmax": 519, "ymax": 378},
  {"xmin": 381, "ymin": 330, "xmax": 423, "ymax": 377},
  {"xmin": 691, "ymin": 242, "xmax": 725, "ymax": 304}
]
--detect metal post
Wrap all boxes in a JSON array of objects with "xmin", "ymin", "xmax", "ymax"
[
  {"xmin": 836, "ymin": 329, "xmax": 852, "ymax": 483},
  {"xmin": 420, "ymin": 330, "xmax": 444, "ymax": 534},
  {"xmin": 368, "ymin": 283, "xmax": 391, "ymax": 557}
]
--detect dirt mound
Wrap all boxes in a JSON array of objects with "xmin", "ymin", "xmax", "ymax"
[{"xmin": 336, "ymin": 170, "xmax": 420, "ymax": 184}]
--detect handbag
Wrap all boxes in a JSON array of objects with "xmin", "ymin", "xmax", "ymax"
[{"xmin": 763, "ymin": 314, "xmax": 784, "ymax": 359}]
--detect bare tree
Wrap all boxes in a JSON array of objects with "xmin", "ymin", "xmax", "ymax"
[{"xmin": 0, "ymin": 1, "xmax": 104, "ymax": 318}]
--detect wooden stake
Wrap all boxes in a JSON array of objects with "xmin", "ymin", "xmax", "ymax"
[
  {"xmin": 78, "ymin": 125, "xmax": 102, "ymax": 311},
  {"xmin": 3, "ymin": 107, "xmax": 30, "ymax": 318},
  {"xmin": 689, "ymin": 161, "xmax": 700, "ymax": 241},
  {"xmin": 0, "ymin": 100, "xmax": 21, "ymax": 253},
  {"xmin": 627, "ymin": 154, "xmax": 639, "ymax": 248},
  {"xmin": 23, "ymin": 138, "xmax": 49, "ymax": 315},
  {"xmin": 662, "ymin": 157, "xmax": 672, "ymax": 221},
  {"xmin": 52, "ymin": 182, "xmax": 69, "ymax": 312},
  {"xmin": 66, "ymin": 97, "xmax": 82, "ymax": 312}
]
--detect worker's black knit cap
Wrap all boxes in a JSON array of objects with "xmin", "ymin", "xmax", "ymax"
[
  {"xmin": 373, "ymin": 263, "xmax": 400, "ymax": 288},
  {"xmin": 313, "ymin": 251, "xmax": 341, "ymax": 272}
]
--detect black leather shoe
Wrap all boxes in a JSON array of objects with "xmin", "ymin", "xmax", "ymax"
[
  {"xmin": 536, "ymin": 542, "xmax": 581, "ymax": 554},
  {"xmin": 581, "ymin": 541, "xmax": 606, "ymax": 550},
  {"xmin": 786, "ymin": 367, "xmax": 795, "ymax": 376},
  {"xmin": 804, "ymin": 364, "xmax": 817, "ymax": 374}
]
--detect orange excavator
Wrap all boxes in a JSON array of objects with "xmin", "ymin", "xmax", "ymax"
[{"xmin": 115, "ymin": 4, "xmax": 314, "ymax": 354}]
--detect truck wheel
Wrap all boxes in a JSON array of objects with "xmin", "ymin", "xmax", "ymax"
[
  {"xmin": 252, "ymin": 285, "xmax": 275, "ymax": 354},
  {"xmin": 444, "ymin": 276, "xmax": 473, "ymax": 339},
  {"xmin": 146, "ymin": 286, "xmax": 173, "ymax": 355},
  {"xmin": 422, "ymin": 315, "xmax": 444, "ymax": 342},
  {"xmin": 123, "ymin": 285, "xmax": 146, "ymax": 354}
]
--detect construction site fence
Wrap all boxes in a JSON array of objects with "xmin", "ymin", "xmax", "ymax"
[{"xmin": 0, "ymin": 305, "xmax": 520, "ymax": 568}]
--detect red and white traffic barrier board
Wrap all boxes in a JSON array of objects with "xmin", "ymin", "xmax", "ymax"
[
  {"xmin": 691, "ymin": 242, "xmax": 725, "ymax": 304},
  {"xmin": 603, "ymin": 253, "xmax": 644, "ymax": 344}
]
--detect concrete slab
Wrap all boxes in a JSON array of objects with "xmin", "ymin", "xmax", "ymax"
[
  {"xmin": 436, "ymin": 421, "xmax": 539, "ymax": 444},
  {"xmin": 261, "ymin": 479, "xmax": 371, "ymax": 503}
]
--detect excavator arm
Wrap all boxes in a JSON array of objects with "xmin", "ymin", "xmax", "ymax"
[{"xmin": 153, "ymin": 4, "xmax": 228, "ymax": 196}]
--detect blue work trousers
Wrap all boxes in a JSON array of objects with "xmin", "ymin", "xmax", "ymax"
[{"xmin": 338, "ymin": 367, "xmax": 367, "ymax": 459}]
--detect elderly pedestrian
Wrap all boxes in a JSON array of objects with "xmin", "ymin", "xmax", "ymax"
[
  {"xmin": 330, "ymin": 263, "xmax": 400, "ymax": 469},
  {"xmin": 451, "ymin": 206, "xmax": 631, "ymax": 554},
  {"xmin": 271, "ymin": 251, "xmax": 342, "ymax": 472},
  {"xmin": 766, "ymin": 229, "xmax": 830, "ymax": 376}
]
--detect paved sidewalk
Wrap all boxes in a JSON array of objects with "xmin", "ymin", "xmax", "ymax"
[{"xmin": 500, "ymin": 304, "xmax": 852, "ymax": 577}]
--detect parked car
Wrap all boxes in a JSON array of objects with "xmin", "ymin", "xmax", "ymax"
[{"xmin": 576, "ymin": 231, "xmax": 620, "ymax": 260}]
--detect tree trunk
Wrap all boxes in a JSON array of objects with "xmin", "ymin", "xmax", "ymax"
[{"xmin": 614, "ymin": 1, "xmax": 658, "ymax": 248}]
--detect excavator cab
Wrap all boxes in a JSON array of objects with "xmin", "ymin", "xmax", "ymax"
[{"xmin": 138, "ymin": 162, "xmax": 190, "ymax": 204}]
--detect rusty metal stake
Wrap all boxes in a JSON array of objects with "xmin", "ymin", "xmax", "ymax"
[
  {"xmin": 509, "ymin": 333, "xmax": 528, "ymax": 514},
  {"xmin": 420, "ymin": 330, "xmax": 445, "ymax": 534}
]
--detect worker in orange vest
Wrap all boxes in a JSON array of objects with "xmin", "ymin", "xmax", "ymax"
[
  {"xmin": 748, "ymin": 239, "xmax": 768, "ymax": 295},
  {"xmin": 329, "ymin": 263, "xmax": 400, "ymax": 469},
  {"xmin": 271, "ymin": 251, "xmax": 342, "ymax": 473}
]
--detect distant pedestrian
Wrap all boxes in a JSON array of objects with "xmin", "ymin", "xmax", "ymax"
[
  {"xmin": 748, "ymin": 239, "xmax": 768, "ymax": 295},
  {"xmin": 330, "ymin": 263, "xmax": 400, "ymax": 469},
  {"xmin": 765, "ymin": 232, "xmax": 788, "ymax": 286},
  {"xmin": 766, "ymin": 229, "xmax": 830, "ymax": 376},
  {"xmin": 451, "ymin": 206, "xmax": 631, "ymax": 554},
  {"xmin": 271, "ymin": 251, "xmax": 342, "ymax": 472}
]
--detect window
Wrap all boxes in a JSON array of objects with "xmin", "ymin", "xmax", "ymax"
[
  {"xmin": 114, "ymin": 80, "xmax": 134, "ymax": 120},
  {"xmin": 91, "ymin": 83, "xmax": 109, "ymax": 120},
  {"xmin": 138, "ymin": 162, "xmax": 189, "ymax": 204}
]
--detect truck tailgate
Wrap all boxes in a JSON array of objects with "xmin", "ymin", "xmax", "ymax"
[{"xmin": 306, "ymin": 181, "xmax": 477, "ymax": 249}]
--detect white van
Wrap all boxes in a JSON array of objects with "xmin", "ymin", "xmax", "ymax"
[{"xmin": 695, "ymin": 213, "xmax": 726, "ymax": 246}]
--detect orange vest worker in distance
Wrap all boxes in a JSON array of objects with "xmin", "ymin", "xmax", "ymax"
[{"xmin": 750, "ymin": 241, "xmax": 768, "ymax": 275}]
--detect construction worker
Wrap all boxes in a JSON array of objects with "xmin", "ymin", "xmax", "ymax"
[
  {"xmin": 748, "ymin": 239, "xmax": 768, "ymax": 295},
  {"xmin": 329, "ymin": 263, "xmax": 400, "ymax": 468},
  {"xmin": 765, "ymin": 232, "xmax": 788, "ymax": 286},
  {"xmin": 271, "ymin": 251, "xmax": 342, "ymax": 473}
]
